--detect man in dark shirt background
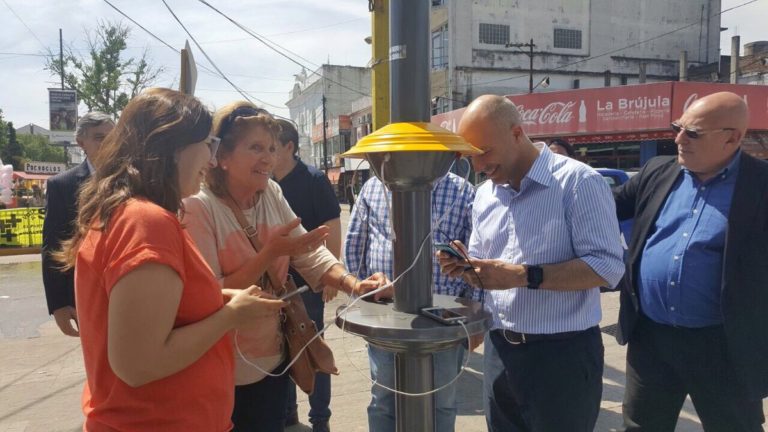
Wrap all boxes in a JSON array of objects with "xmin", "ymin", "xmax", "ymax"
[{"xmin": 273, "ymin": 119, "xmax": 341, "ymax": 432}]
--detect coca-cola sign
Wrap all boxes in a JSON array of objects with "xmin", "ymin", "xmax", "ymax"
[{"xmin": 517, "ymin": 101, "xmax": 575, "ymax": 126}]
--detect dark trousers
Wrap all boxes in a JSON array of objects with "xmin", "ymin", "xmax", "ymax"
[
  {"xmin": 286, "ymin": 289, "xmax": 332, "ymax": 423},
  {"xmin": 232, "ymin": 360, "xmax": 291, "ymax": 432},
  {"xmin": 489, "ymin": 327, "xmax": 604, "ymax": 432},
  {"xmin": 623, "ymin": 315, "xmax": 765, "ymax": 432}
]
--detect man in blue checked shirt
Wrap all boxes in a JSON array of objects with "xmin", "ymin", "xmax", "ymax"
[
  {"xmin": 439, "ymin": 95, "xmax": 624, "ymax": 432},
  {"xmin": 344, "ymin": 171, "xmax": 480, "ymax": 432}
]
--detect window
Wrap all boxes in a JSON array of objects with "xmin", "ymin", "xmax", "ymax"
[
  {"xmin": 432, "ymin": 0, "xmax": 444, "ymax": 6},
  {"xmin": 553, "ymin": 28, "xmax": 582, "ymax": 49},
  {"xmin": 479, "ymin": 23, "xmax": 509, "ymax": 46},
  {"xmin": 573, "ymin": 79, "xmax": 580, "ymax": 89},
  {"xmin": 432, "ymin": 25, "xmax": 448, "ymax": 69}
]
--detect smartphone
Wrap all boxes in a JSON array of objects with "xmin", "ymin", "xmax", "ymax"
[
  {"xmin": 420, "ymin": 307, "xmax": 467, "ymax": 325},
  {"xmin": 435, "ymin": 243, "xmax": 473, "ymax": 271},
  {"xmin": 278, "ymin": 285, "xmax": 310, "ymax": 301},
  {"xmin": 434, "ymin": 242, "xmax": 466, "ymax": 260}
]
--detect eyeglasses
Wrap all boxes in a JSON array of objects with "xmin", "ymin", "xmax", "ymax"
[
  {"xmin": 217, "ymin": 106, "xmax": 272, "ymax": 139},
  {"xmin": 671, "ymin": 122, "xmax": 735, "ymax": 140},
  {"xmin": 204, "ymin": 136, "xmax": 221, "ymax": 165}
]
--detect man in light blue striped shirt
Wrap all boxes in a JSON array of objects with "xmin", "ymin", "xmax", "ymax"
[
  {"xmin": 345, "ymin": 172, "xmax": 479, "ymax": 432},
  {"xmin": 439, "ymin": 95, "xmax": 624, "ymax": 432}
]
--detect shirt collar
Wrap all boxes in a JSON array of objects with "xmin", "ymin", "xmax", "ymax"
[
  {"xmin": 681, "ymin": 149, "xmax": 742, "ymax": 183},
  {"xmin": 524, "ymin": 142, "xmax": 556, "ymax": 187},
  {"xmin": 86, "ymin": 159, "xmax": 95, "ymax": 174},
  {"xmin": 493, "ymin": 142, "xmax": 554, "ymax": 192}
]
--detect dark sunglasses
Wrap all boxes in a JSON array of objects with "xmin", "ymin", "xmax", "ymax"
[
  {"xmin": 217, "ymin": 106, "xmax": 272, "ymax": 139},
  {"xmin": 204, "ymin": 136, "xmax": 221, "ymax": 165},
  {"xmin": 671, "ymin": 122, "xmax": 735, "ymax": 140}
]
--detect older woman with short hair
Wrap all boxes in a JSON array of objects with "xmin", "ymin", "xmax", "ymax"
[{"xmin": 183, "ymin": 101, "xmax": 390, "ymax": 432}]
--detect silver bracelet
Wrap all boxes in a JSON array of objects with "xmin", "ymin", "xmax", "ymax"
[{"xmin": 339, "ymin": 272, "xmax": 356, "ymax": 293}]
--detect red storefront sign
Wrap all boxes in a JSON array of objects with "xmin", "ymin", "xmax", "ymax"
[
  {"xmin": 671, "ymin": 82, "xmax": 768, "ymax": 128},
  {"xmin": 432, "ymin": 82, "xmax": 768, "ymax": 138}
]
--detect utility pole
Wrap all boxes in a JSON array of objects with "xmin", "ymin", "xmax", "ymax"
[
  {"xmin": 59, "ymin": 28, "xmax": 70, "ymax": 167},
  {"xmin": 59, "ymin": 29, "xmax": 64, "ymax": 89},
  {"xmin": 321, "ymin": 94, "xmax": 328, "ymax": 171},
  {"xmin": 505, "ymin": 38, "xmax": 536, "ymax": 93}
]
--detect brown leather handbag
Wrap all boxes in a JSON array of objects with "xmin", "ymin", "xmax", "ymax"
[{"xmin": 224, "ymin": 196, "xmax": 339, "ymax": 395}]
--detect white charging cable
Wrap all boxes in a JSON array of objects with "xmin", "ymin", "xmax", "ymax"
[
  {"xmin": 337, "ymin": 155, "xmax": 477, "ymax": 397},
  {"xmin": 234, "ymin": 155, "xmax": 478, "ymax": 397}
]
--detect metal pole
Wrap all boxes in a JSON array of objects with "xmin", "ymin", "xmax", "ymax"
[
  {"xmin": 59, "ymin": 29, "xmax": 64, "ymax": 89},
  {"xmin": 391, "ymin": 188, "xmax": 433, "ymax": 312},
  {"xmin": 395, "ymin": 350, "xmax": 434, "ymax": 432},
  {"xmin": 389, "ymin": 0, "xmax": 434, "ymax": 430},
  {"xmin": 322, "ymin": 93, "xmax": 328, "ymax": 171},
  {"xmin": 390, "ymin": 0, "xmax": 429, "ymax": 122},
  {"xmin": 370, "ymin": 0, "xmax": 390, "ymax": 132},
  {"xmin": 529, "ymin": 38, "xmax": 534, "ymax": 93}
]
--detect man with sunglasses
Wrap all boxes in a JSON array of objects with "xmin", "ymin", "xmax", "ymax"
[{"xmin": 614, "ymin": 91, "xmax": 768, "ymax": 431}]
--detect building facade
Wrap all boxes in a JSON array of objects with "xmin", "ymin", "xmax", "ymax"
[
  {"xmin": 430, "ymin": 0, "xmax": 722, "ymax": 112},
  {"xmin": 285, "ymin": 65, "xmax": 371, "ymax": 169}
]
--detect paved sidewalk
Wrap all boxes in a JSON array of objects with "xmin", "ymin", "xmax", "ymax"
[{"xmin": 2, "ymin": 237, "xmax": 765, "ymax": 431}]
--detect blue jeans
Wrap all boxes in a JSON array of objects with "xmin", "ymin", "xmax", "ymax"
[
  {"xmin": 286, "ymin": 289, "xmax": 331, "ymax": 423},
  {"xmin": 367, "ymin": 343, "xmax": 465, "ymax": 432}
]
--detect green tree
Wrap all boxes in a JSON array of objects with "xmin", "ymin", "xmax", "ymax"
[
  {"xmin": 46, "ymin": 21, "xmax": 163, "ymax": 118},
  {"xmin": 18, "ymin": 134, "xmax": 66, "ymax": 164},
  {"xmin": 2, "ymin": 122, "xmax": 24, "ymax": 170}
]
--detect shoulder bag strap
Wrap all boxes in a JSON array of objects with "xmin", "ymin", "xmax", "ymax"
[{"xmin": 221, "ymin": 194, "xmax": 285, "ymax": 293}]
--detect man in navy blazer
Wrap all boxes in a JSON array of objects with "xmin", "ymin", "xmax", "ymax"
[
  {"xmin": 614, "ymin": 92, "xmax": 767, "ymax": 431},
  {"xmin": 42, "ymin": 112, "xmax": 113, "ymax": 336}
]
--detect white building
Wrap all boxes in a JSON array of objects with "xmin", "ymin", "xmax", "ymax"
[
  {"xmin": 285, "ymin": 65, "xmax": 371, "ymax": 169},
  {"xmin": 430, "ymin": 0, "xmax": 722, "ymax": 112}
]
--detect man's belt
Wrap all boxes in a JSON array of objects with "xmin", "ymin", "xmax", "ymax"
[{"xmin": 493, "ymin": 326, "xmax": 598, "ymax": 345}]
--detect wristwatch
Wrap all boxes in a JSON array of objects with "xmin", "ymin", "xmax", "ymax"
[{"xmin": 526, "ymin": 265, "xmax": 543, "ymax": 290}]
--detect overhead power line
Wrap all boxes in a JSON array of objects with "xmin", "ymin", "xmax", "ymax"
[
  {"xmin": 2, "ymin": 0, "xmax": 47, "ymax": 50},
  {"xmin": 102, "ymin": 0, "xmax": 282, "ymax": 110},
  {"xmin": 196, "ymin": 0, "xmax": 370, "ymax": 98}
]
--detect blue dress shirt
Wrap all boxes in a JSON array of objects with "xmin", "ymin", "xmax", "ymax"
[
  {"xmin": 469, "ymin": 144, "xmax": 625, "ymax": 333},
  {"xmin": 638, "ymin": 151, "xmax": 741, "ymax": 328}
]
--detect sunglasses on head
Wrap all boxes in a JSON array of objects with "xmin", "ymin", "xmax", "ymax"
[
  {"xmin": 671, "ymin": 122, "xmax": 735, "ymax": 140},
  {"xmin": 217, "ymin": 106, "xmax": 272, "ymax": 139},
  {"xmin": 204, "ymin": 136, "xmax": 221, "ymax": 165}
]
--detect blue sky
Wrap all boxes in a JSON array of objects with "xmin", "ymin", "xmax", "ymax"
[{"xmin": 0, "ymin": 0, "xmax": 765, "ymax": 128}]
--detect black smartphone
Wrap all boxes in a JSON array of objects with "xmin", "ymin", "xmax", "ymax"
[
  {"xmin": 420, "ymin": 307, "xmax": 467, "ymax": 325},
  {"xmin": 434, "ymin": 242, "xmax": 466, "ymax": 260},
  {"xmin": 435, "ymin": 243, "xmax": 473, "ymax": 271}
]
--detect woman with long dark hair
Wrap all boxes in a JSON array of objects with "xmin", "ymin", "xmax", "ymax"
[{"xmin": 58, "ymin": 88, "xmax": 285, "ymax": 431}]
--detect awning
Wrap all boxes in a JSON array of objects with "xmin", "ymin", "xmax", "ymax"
[
  {"xmin": 567, "ymin": 130, "xmax": 675, "ymax": 144},
  {"xmin": 13, "ymin": 171, "xmax": 54, "ymax": 181}
]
